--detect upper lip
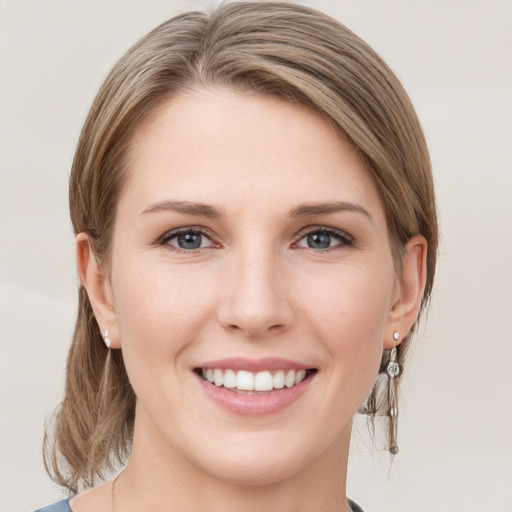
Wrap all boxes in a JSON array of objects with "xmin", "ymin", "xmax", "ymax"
[{"xmin": 194, "ymin": 357, "xmax": 314, "ymax": 372}]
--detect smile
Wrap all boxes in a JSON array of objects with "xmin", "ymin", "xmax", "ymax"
[
  {"xmin": 194, "ymin": 358, "xmax": 318, "ymax": 415},
  {"xmin": 196, "ymin": 368, "xmax": 316, "ymax": 394}
]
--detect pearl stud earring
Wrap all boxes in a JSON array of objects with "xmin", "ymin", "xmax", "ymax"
[{"xmin": 393, "ymin": 330, "xmax": 400, "ymax": 341}]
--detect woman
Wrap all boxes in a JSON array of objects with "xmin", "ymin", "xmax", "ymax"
[{"xmin": 38, "ymin": 2, "xmax": 437, "ymax": 511}]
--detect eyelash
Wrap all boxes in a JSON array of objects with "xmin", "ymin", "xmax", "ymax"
[
  {"xmin": 158, "ymin": 226, "xmax": 219, "ymax": 253},
  {"xmin": 293, "ymin": 226, "xmax": 354, "ymax": 252},
  {"xmin": 158, "ymin": 226, "xmax": 354, "ymax": 253}
]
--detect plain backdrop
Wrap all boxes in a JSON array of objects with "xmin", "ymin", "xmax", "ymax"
[{"xmin": 0, "ymin": 1, "xmax": 511, "ymax": 511}]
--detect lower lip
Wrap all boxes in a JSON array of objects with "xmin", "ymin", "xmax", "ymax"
[{"xmin": 196, "ymin": 373, "xmax": 315, "ymax": 416}]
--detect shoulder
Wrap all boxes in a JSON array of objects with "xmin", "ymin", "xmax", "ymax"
[{"xmin": 33, "ymin": 498, "xmax": 71, "ymax": 512}]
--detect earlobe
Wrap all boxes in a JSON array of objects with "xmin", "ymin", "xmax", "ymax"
[
  {"xmin": 385, "ymin": 235, "xmax": 428, "ymax": 349},
  {"xmin": 76, "ymin": 233, "xmax": 119, "ymax": 348}
]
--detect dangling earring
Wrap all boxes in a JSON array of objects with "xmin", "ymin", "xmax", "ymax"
[
  {"xmin": 103, "ymin": 330, "xmax": 111, "ymax": 349},
  {"xmin": 387, "ymin": 331, "xmax": 401, "ymax": 455}
]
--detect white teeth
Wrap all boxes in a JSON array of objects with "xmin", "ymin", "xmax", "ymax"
[
  {"xmin": 214, "ymin": 369, "xmax": 223, "ymax": 387},
  {"xmin": 254, "ymin": 371, "xmax": 273, "ymax": 391},
  {"xmin": 273, "ymin": 370, "xmax": 285, "ymax": 389},
  {"xmin": 200, "ymin": 368, "xmax": 310, "ymax": 391},
  {"xmin": 236, "ymin": 370, "xmax": 254, "ymax": 391},
  {"xmin": 284, "ymin": 369, "xmax": 296, "ymax": 388},
  {"xmin": 223, "ymin": 369, "xmax": 237, "ymax": 388},
  {"xmin": 295, "ymin": 369, "xmax": 307, "ymax": 385}
]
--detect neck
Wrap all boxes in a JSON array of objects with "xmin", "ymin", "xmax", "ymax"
[{"xmin": 116, "ymin": 409, "xmax": 353, "ymax": 512}]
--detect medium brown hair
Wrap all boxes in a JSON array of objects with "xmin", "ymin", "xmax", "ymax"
[{"xmin": 45, "ymin": 1, "xmax": 438, "ymax": 492}]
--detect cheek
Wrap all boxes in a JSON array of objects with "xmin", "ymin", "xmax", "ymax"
[
  {"xmin": 295, "ymin": 262, "xmax": 394, "ymax": 377},
  {"xmin": 299, "ymin": 260, "xmax": 393, "ymax": 333},
  {"xmin": 111, "ymin": 257, "xmax": 219, "ymax": 379}
]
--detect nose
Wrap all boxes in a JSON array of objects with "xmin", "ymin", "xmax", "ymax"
[{"xmin": 217, "ymin": 248, "xmax": 294, "ymax": 339}]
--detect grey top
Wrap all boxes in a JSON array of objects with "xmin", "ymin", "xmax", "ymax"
[{"xmin": 35, "ymin": 497, "xmax": 365, "ymax": 511}]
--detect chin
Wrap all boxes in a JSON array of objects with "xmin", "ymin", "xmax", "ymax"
[
  {"xmin": 205, "ymin": 452, "xmax": 305, "ymax": 487},
  {"xmin": 169, "ymin": 427, "xmax": 311, "ymax": 488}
]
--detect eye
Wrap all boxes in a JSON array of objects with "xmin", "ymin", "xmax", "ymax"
[
  {"xmin": 160, "ymin": 228, "xmax": 217, "ymax": 251},
  {"xmin": 295, "ymin": 228, "xmax": 353, "ymax": 250}
]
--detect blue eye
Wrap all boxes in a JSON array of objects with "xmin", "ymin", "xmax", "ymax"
[
  {"xmin": 162, "ymin": 230, "xmax": 215, "ymax": 250},
  {"xmin": 296, "ymin": 228, "xmax": 352, "ymax": 250}
]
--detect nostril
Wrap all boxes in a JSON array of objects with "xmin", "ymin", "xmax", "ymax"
[{"xmin": 225, "ymin": 322, "xmax": 287, "ymax": 337}]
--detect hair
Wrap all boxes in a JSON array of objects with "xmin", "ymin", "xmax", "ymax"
[{"xmin": 44, "ymin": 1, "xmax": 438, "ymax": 492}]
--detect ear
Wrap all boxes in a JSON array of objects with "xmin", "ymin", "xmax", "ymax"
[
  {"xmin": 384, "ymin": 235, "xmax": 428, "ymax": 349},
  {"xmin": 76, "ymin": 232, "xmax": 120, "ymax": 348}
]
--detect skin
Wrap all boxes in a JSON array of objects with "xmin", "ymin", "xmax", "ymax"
[{"xmin": 73, "ymin": 89, "xmax": 427, "ymax": 512}]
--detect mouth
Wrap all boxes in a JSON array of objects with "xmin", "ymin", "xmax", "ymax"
[{"xmin": 194, "ymin": 367, "xmax": 318, "ymax": 395}]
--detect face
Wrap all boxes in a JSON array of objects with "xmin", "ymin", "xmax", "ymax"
[{"xmin": 102, "ymin": 89, "xmax": 401, "ymax": 484}]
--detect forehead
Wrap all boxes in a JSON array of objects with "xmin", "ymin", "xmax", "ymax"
[{"xmin": 122, "ymin": 88, "xmax": 385, "ymax": 221}]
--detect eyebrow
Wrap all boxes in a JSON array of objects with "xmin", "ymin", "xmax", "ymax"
[
  {"xmin": 140, "ymin": 199, "xmax": 372, "ymax": 222},
  {"xmin": 289, "ymin": 201, "xmax": 373, "ymax": 222},
  {"xmin": 140, "ymin": 200, "xmax": 224, "ymax": 218}
]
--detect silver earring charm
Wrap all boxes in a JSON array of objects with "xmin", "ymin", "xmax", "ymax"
[
  {"xmin": 387, "ymin": 346, "xmax": 400, "ymax": 378},
  {"xmin": 387, "ymin": 345, "xmax": 400, "ymax": 455},
  {"xmin": 103, "ymin": 330, "xmax": 111, "ymax": 349}
]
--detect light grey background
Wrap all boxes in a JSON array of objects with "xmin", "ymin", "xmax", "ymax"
[{"xmin": 1, "ymin": 1, "xmax": 511, "ymax": 511}]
